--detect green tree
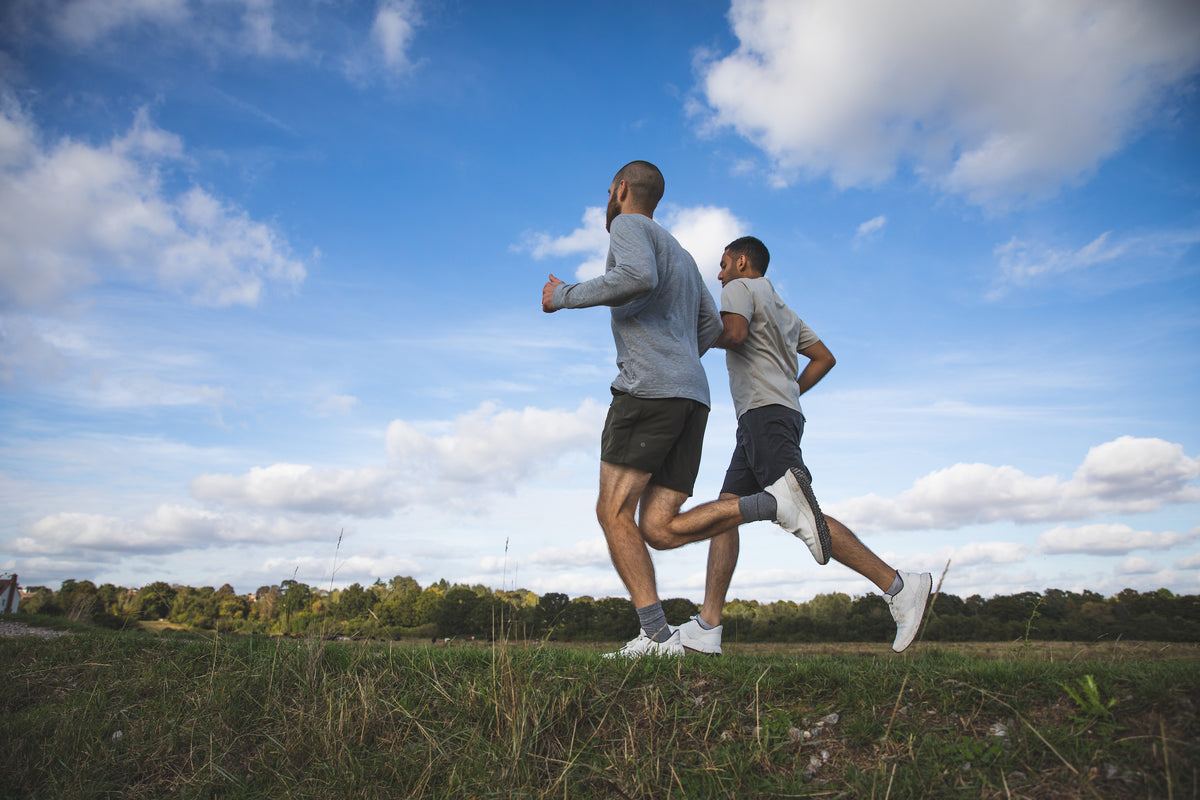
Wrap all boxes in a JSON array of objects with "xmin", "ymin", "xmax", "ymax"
[
  {"xmin": 592, "ymin": 597, "xmax": 638, "ymax": 641},
  {"xmin": 434, "ymin": 587, "xmax": 480, "ymax": 637},
  {"xmin": 58, "ymin": 579, "xmax": 99, "ymax": 622},
  {"xmin": 335, "ymin": 583, "xmax": 372, "ymax": 621},
  {"xmin": 536, "ymin": 592, "xmax": 571, "ymax": 637},
  {"xmin": 661, "ymin": 597, "xmax": 699, "ymax": 625},
  {"xmin": 135, "ymin": 582, "xmax": 177, "ymax": 620}
]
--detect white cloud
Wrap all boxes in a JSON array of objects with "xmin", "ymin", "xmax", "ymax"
[
  {"xmin": 52, "ymin": 0, "xmax": 190, "ymax": 46},
  {"xmin": 529, "ymin": 537, "xmax": 610, "ymax": 569},
  {"xmin": 519, "ymin": 207, "xmax": 610, "ymax": 281},
  {"xmin": 853, "ymin": 214, "xmax": 887, "ymax": 247},
  {"xmin": 372, "ymin": 0, "xmax": 420, "ymax": 72},
  {"xmin": 994, "ymin": 231, "xmax": 1125, "ymax": 286},
  {"xmin": 14, "ymin": 504, "xmax": 331, "ymax": 556},
  {"xmin": 696, "ymin": 0, "xmax": 1200, "ymax": 206},
  {"xmin": 990, "ymin": 226, "xmax": 1200, "ymax": 297},
  {"xmin": 1117, "ymin": 556, "xmax": 1160, "ymax": 575},
  {"xmin": 830, "ymin": 436, "xmax": 1200, "ymax": 532},
  {"xmin": 0, "ymin": 104, "xmax": 306, "ymax": 313},
  {"xmin": 192, "ymin": 464, "xmax": 402, "ymax": 516},
  {"xmin": 386, "ymin": 399, "xmax": 605, "ymax": 486},
  {"xmin": 260, "ymin": 553, "xmax": 421, "ymax": 588},
  {"xmin": 932, "ymin": 540, "xmax": 1030, "ymax": 566},
  {"xmin": 184, "ymin": 400, "xmax": 605, "ymax": 517},
  {"xmin": 1037, "ymin": 523, "xmax": 1195, "ymax": 555},
  {"xmin": 45, "ymin": 0, "xmax": 307, "ymax": 60},
  {"xmin": 1177, "ymin": 552, "xmax": 1200, "ymax": 570},
  {"xmin": 520, "ymin": 205, "xmax": 747, "ymax": 282},
  {"xmin": 317, "ymin": 394, "xmax": 359, "ymax": 415},
  {"xmin": 1075, "ymin": 436, "xmax": 1200, "ymax": 506},
  {"xmin": 659, "ymin": 205, "xmax": 749, "ymax": 282}
]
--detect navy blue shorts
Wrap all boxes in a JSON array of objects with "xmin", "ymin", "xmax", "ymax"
[{"xmin": 720, "ymin": 404, "xmax": 812, "ymax": 497}]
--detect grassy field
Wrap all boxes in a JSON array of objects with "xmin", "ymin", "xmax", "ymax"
[{"xmin": 2, "ymin": 617, "xmax": 1196, "ymax": 799}]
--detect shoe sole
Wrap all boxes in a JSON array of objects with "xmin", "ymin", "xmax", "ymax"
[
  {"xmin": 789, "ymin": 467, "xmax": 831, "ymax": 565},
  {"xmin": 681, "ymin": 644, "xmax": 722, "ymax": 656},
  {"xmin": 892, "ymin": 573, "xmax": 933, "ymax": 653}
]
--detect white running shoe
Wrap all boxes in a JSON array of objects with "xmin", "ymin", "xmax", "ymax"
[
  {"xmin": 885, "ymin": 571, "xmax": 932, "ymax": 653},
  {"xmin": 765, "ymin": 467, "xmax": 831, "ymax": 565},
  {"xmin": 674, "ymin": 615, "xmax": 723, "ymax": 655},
  {"xmin": 602, "ymin": 628, "xmax": 684, "ymax": 659}
]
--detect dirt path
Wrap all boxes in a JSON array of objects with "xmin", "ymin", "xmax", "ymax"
[{"xmin": 0, "ymin": 620, "xmax": 69, "ymax": 639}]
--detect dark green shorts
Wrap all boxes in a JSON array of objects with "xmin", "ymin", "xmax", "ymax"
[{"xmin": 600, "ymin": 389, "xmax": 709, "ymax": 496}]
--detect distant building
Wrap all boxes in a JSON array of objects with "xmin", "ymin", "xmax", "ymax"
[{"xmin": 0, "ymin": 574, "xmax": 19, "ymax": 614}]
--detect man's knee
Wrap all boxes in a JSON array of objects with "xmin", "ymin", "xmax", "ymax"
[
  {"xmin": 595, "ymin": 501, "xmax": 622, "ymax": 534},
  {"xmin": 640, "ymin": 518, "xmax": 681, "ymax": 551}
]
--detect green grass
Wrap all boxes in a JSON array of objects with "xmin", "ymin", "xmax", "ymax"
[{"xmin": 2, "ymin": 623, "xmax": 1197, "ymax": 799}]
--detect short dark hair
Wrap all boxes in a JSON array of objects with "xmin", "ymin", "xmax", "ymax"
[
  {"xmin": 725, "ymin": 236, "xmax": 770, "ymax": 275},
  {"xmin": 614, "ymin": 160, "xmax": 665, "ymax": 209}
]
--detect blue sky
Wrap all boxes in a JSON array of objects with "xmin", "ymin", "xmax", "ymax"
[{"xmin": 2, "ymin": 0, "xmax": 1199, "ymax": 604}]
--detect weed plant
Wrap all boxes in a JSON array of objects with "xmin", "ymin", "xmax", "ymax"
[{"xmin": 1, "ymin": 623, "xmax": 1197, "ymax": 799}]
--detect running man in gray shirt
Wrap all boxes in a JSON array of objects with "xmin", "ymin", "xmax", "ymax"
[
  {"xmin": 664, "ymin": 236, "xmax": 932, "ymax": 655},
  {"xmin": 542, "ymin": 163, "xmax": 828, "ymax": 658}
]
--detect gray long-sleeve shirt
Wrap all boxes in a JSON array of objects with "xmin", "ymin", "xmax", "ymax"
[{"xmin": 551, "ymin": 213, "xmax": 722, "ymax": 406}]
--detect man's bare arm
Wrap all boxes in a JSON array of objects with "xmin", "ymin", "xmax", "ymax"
[
  {"xmin": 797, "ymin": 340, "xmax": 836, "ymax": 396},
  {"xmin": 712, "ymin": 312, "xmax": 749, "ymax": 349}
]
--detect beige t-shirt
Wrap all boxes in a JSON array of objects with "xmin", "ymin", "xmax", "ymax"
[{"xmin": 721, "ymin": 277, "xmax": 820, "ymax": 419}]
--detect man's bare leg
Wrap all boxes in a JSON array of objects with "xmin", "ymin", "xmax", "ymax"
[
  {"xmin": 596, "ymin": 462, "xmax": 658, "ymax": 607},
  {"xmin": 638, "ymin": 488, "xmax": 746, "ymax": 550},
  {"xmin": 700, "ymin": 497, "xmax": 740, "ymax": 626},
  {"xmin": 826, "ymin": 514, "xmax": 896, "ymax": 592}
]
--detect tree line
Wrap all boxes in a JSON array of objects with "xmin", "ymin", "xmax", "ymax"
[{"xmin": 17, "ymin": 577, "xmax": 1200, "ymax": 643}]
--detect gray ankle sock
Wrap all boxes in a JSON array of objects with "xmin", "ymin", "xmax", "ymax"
[
  {"xmin": 738, "ymin": 491, "xmax": 778, "ymax": 523},
  {"xmin": 694, "ymin": 614, "xmax": 716, "ymax": 630},
  {"xmin": 637, "ymin": 602, "xmax": 671, "ymax": 642},
  {"xmin": 885, "ymin": 572, "xmax": 903, "ymax": 597}
]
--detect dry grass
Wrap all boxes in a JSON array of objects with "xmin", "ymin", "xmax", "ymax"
[{"xmin": 1, "ymin": 624, "xmax": 1196, "ymax": 799}]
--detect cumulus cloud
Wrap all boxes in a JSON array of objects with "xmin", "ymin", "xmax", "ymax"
[
  {"xmin": 1117, "ymin": 556, "xmax": 1161, "ymax": 576},
  {"xmin": 1036, "ymin": 523, "xmax": 1195, "ymax": 555},
  {"xmin": 0, "ymin": 104, "xmax": 306, "ymax": 312},
  {"xmin": 386, "ymin": 399, "xmax": 605, "ymax": 486},
  {"xmin": 695, "ymin": 0, "xmax": 1200, "ymax": 206},
  {"xmin": 519, "ymin": 205, "xmax": 747, "ymax": 282},
  {"xmin": 13, "ymin": 504, "xmax": 331, "ymax": 556},
  {"xmin": 659, "ymin": 205, "xmax": 749, "ymax": 281},
  {"xmin": 830, "ymin": 436, "xmax": 1200, "ymax": 533},
  {"xmin": 185, "ymin": 399, "xmax": 605, "ymax": 517},
  {"xmin": 518, "ymin": 207, "xmax": 610, "ymax": 281},
  {"xmin": 932, "ymin": 540, "xmax": 1030, "ymax": 566},
  {"xmin": 192, "ymin": 464, "xmax": 402, "ymax": 516},
  {"xmin": 529, "ymin": 537, "xmax": 610, "ymax": 569}
]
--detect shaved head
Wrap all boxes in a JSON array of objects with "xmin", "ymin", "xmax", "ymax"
[{"xmin": 612, "ymin": 160, "xmax": 665, "ymax": 210}]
